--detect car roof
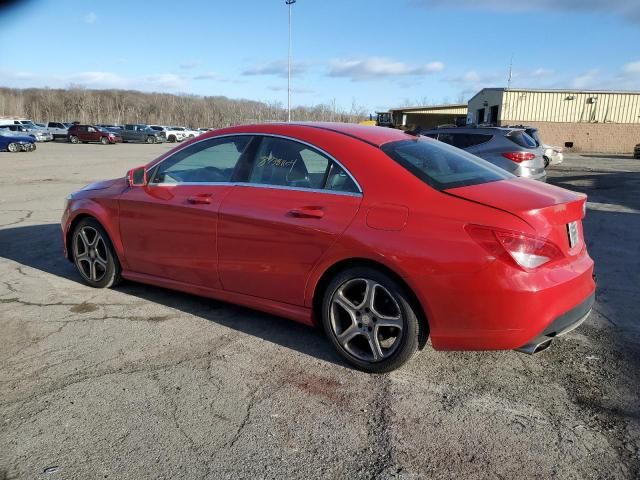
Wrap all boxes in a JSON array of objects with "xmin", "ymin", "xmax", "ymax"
[
  {"xmin": 212, "ymin": 122, "xmax": 413, "ymax": 147},
  {"xmin": 421, "ymin": 126, "xmax": 523, "ymax": 135}
]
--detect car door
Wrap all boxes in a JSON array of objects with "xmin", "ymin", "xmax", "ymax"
[
  {"xmin": 86, "ymin": 126, "xmax": 100, "ymax": 142},
  {"xmin": 118, "ymin": 135, "xmax": 256, "ymax": 288},
  {"xmin": 75, "ymin": 126, "xmax": 88, "ymax": 141},
  {"xmin": 217, "ymin": 135, "xmax": 362, "ymax": 306}
]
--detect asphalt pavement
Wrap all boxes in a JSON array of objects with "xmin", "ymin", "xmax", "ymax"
[{"xmin": 1, "ymin": 142, "xmax": 639, "ymax": 479}]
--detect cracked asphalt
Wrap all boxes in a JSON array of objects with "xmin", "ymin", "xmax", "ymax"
[{"xmin": 1, "ymin": 143, "xmax": 639, "ymax": 479}]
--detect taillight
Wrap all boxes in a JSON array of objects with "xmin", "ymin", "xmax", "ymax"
[
  {"xmin": 501, "ymin": 152, "xmax": 536, "ymax": 163},
  {"xmin": 465, "ymin": 225, "xmax": 564, "ymax": 270}
]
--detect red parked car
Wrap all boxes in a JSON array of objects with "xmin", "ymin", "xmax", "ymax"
[
  {"xmin": 68, "ymin": 124, "xmax": 122, "ymax": 144},
  {"xmin": 61, "ymin": 123, "xmax": 595, "ymax": 372}
]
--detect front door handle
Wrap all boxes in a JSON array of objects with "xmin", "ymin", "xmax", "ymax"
[
  {"xmin": 288, "ymin": 207, "xmax": 325, "ymax": 219},
  {"xmin": 187, "ymin": 194, "xmax": 212, "ymax": 205}
]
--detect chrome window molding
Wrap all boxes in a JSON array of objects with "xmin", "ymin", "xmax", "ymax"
[
  {"xmin": 147, "ymin": 181, "xmax": 362, "ymax": 198},
  {"xmin": 146, "ymin": 132, "xmax": 363, "ymax": 194}
]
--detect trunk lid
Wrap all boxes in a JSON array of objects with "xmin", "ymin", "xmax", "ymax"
[{"xmin": 447, "ymin": 177, "xmax": 587, "ymax": 254}]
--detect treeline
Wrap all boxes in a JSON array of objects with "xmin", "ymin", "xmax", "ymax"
[{"xmin": 0, "ymin": 87, "xmax": 367, "ymax": 127}]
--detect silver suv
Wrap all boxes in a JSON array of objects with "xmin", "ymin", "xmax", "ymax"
[{"xmin": 419, "ymin": 126, "xmax": 547, "ymax": 181}]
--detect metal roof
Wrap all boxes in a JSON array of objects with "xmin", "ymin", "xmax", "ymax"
[{"xmin": 388, "ymin": 103, "xmax": 467, "ymax": 113}]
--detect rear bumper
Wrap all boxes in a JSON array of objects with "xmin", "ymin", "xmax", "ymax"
[
  {"xmin": 421, "ymin": 248, "xmax": 596, "ymax": 351},
  {"xmin": 515, "ymin": 292, "xmax": 594, "ymax": 353}
]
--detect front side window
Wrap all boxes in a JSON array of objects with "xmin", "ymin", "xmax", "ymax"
[
  {"xmin": 382, "ymin": 137, "xmax": 512, "ymax": 190},
  {"xmin": 150, "ymin": 136, "xmax": 252, "ymax": 184}
]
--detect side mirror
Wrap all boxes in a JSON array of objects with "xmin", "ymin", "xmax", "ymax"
[{"xmin": 127, "ymin": 166, "xmax": 147, "ymax": 186}]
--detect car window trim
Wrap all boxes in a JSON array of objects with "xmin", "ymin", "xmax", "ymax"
[{"xmin": 147, "ymin": 132, "xmax": 363, "ymax": 195}]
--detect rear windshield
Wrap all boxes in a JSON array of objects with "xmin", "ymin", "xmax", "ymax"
[
  {"xmin": 381, "ymin": 137, "xmax": 513, "ymax": 190},
  {"xmin": 507, "ymin": 130, "xmax": 537, "ymax": 148}
]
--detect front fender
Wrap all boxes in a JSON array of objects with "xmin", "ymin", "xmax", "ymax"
[{"xmin": 63, "ymin": 197, "xmax": 126, "ymax": 268}]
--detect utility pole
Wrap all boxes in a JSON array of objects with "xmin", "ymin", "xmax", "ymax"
[
  {"xmin": 286, "ymin": 0, "xmax": 296, "ymax": 122},
  {"xmin": 507, "ymin": 54, "xmax": 513, "ymax": 89}
]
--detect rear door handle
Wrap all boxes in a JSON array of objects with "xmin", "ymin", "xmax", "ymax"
[
  {"xmin": 187, "ymin": 194, "xmax": 212, "ymax": 205},
  {"xmin": 288, "ymin": 207, "xmax": 325, "ymax": 219}
]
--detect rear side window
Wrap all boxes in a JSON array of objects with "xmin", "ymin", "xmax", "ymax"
[
  {"xmin": 507, "ymin": 131, "xmax": 537, "ymax": 148},
  {"xmin": 381, "ymin": 138, "xmax": 513, "ymax": 190},
  {"xmin": 525, "ymin": 128, "xmax": 542, "ymax": 146},
  {"xmin": 247, "ymin": 136, "xmax": 360, "ymax": 193},
  {"xmin": 437, "ymin": 133, "xmax": 492, "ymax": 149},
  {"xmin": 249, "ymin": 137, "xmax": 330, "ymax": 189}
]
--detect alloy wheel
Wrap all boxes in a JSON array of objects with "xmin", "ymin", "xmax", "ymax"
[
  {"xmin": 7, "ymin": 143, "xmax": 18, "ymax": 152},
  {"xmin": 330, "ymin": 278, "xmax": 404, "ymax": 362},
  {"xmin": 74, "ymin": 226, "xmax": 109, "ymax": 282}
]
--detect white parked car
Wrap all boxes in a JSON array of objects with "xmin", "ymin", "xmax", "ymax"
[
  {"xmin": 544, "ymin": 145, "xmax": 563, "ymax": 166},
  {"xmin": 171, "ymin": 126, "xmax": 199, "ymax": 138},
  {"xmin": 149, "ymin": 125, "xmax": 187, "ymax": 143}
]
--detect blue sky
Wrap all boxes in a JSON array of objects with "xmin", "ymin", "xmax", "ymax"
[{"xmin": 1, "ymin": 0, "xmax": 639, "ymax": 112}]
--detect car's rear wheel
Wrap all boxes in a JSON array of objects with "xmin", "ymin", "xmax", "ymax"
[
  {"xmin": 72, "ymin": 218, "xmax": 121, "ymax": 288},
  {"xmin": 7, "ymin": 142, "xmax": 19, "ymax": 152},
  {"xmin": 322, "ymin": 267, "xmax": 422, "ymax": 373},
  {"xmin": 70, "ymin": 135, "xmax": 79, "ymax": 144},
  {"xmin": 100, "ymin": 136, "xmax": 108, "ymax": 145},
  {"xmin": 168, "ymin": 135, "xmax": 176, "ymax": 143},
  {"xmin": 146, "ymin": 136, "xmax": 155, "ymax": 144}
]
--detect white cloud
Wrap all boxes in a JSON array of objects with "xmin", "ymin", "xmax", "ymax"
[
  {"xmin": 328, "ymin": 57, "xmax": 444, "ymax": 80},
  {"xmin": 569, "ymin": 70, "xmax": 601, "ymax": 89},
  {"xmin": 0, "ymin": 70, "xmax": 189, "ymax": 92},
  {"xmin": 242, "ymin": 60, "xmax": 307, "ymax": 78},
  {"xmin": 623, "ymin": 61, "xmax": 640, "ymax": 74},
  {"xmin": 410, "ymin": 0, "xmax": 640, "ymax": 22},
  {"xmin": 267, "ymin": 85, "xmax": 315, "ymax": 94},
  {"xmin": 179, "ymin": 61, "xmax": 201, "ymax": 70},
  {"xmin": 567, "ymin": 63, "xmax": 640, "ymax": 90},
  {"xmin": 83, "ymin": 12, "xmax": 97, "ymax": 24},
  {"xmin": 192, "ymin": 72, "xmax": 224, "ymax": 80}
]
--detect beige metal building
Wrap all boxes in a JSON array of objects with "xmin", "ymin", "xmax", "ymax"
[
  {"xmin": 388, "ymin": 104, "xmax": 467, "ymax": 130},
  {"xmin": 468, "ymin": 88, "xmax": 640, "ymax": 153}
]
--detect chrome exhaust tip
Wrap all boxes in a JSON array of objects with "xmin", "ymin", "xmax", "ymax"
[{"xmin": 515, "ymin": 337, "xmax": 553, "ymax": 355}]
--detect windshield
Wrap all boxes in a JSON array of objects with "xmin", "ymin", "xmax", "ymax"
[{"xmin": 381, "ymin": 137, "xmax": 513, "ymax": 190}]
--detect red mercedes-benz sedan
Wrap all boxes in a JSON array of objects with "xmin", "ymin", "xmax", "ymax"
[{"xmin": 61, "ymin": 122, "xmax": 595, "ymax": 372}]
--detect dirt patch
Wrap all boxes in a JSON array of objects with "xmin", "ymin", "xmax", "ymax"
[{"xmin": 69, "ymin": 302, "xmax": 99, "ymax": 313}]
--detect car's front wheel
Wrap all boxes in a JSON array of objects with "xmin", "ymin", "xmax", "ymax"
[
  {"xmin": 100, "ymin": 136, "xmax": 108, "ymax": 145},
  {"xmin": 146, "ymin": 136, "xmax": 155, "ymax": 144},
  {"xmin": 322, "ymin": 267, "xmax": 422, "ymax": 373},
  {"xmin": 72, "ymin": 218, "xmax": 121, "ymax": 288}
]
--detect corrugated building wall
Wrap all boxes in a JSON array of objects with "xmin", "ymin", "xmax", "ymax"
[{"xmin": 468, "ymin": 88, "xmax": 640, "ymax": 153}]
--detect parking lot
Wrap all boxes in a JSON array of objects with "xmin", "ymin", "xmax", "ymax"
[{"xmin": 1, "ymin": 142, "xmax": 639, "ymax": 479}]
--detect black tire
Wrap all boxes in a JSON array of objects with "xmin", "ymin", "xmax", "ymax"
[
  {"xmin": 321, "ymin": 266, "xmax": 423, "ymax": 373},
  {"xmin": 100, "ymin": 136, "xmax": 108, "ymax": 145},
  {"xmin": 7, "ymin": 142, "xmax": 19, "ymax": 152},
  {"xmin": 146, "ymin": 136, "xmax": 155, "ymax": 144},
  {"xmin": 31, "ymin": 143, "xmax": 36, "ymax": 151},
  {"xmin": 72, "ymin": 218, "xmax": 121, "ymax": 288},
  {"xmin": 70, "ymin": 135, "xmax": 79, "ymax": 144},
  {"xmin": 168, "ymin": 135, "xmax": 176, "ymax": 143}
]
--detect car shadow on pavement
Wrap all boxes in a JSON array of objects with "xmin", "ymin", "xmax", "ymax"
[{"xmin": 0, "ymin": 223, "xmax": 346, "ymax": 368}]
